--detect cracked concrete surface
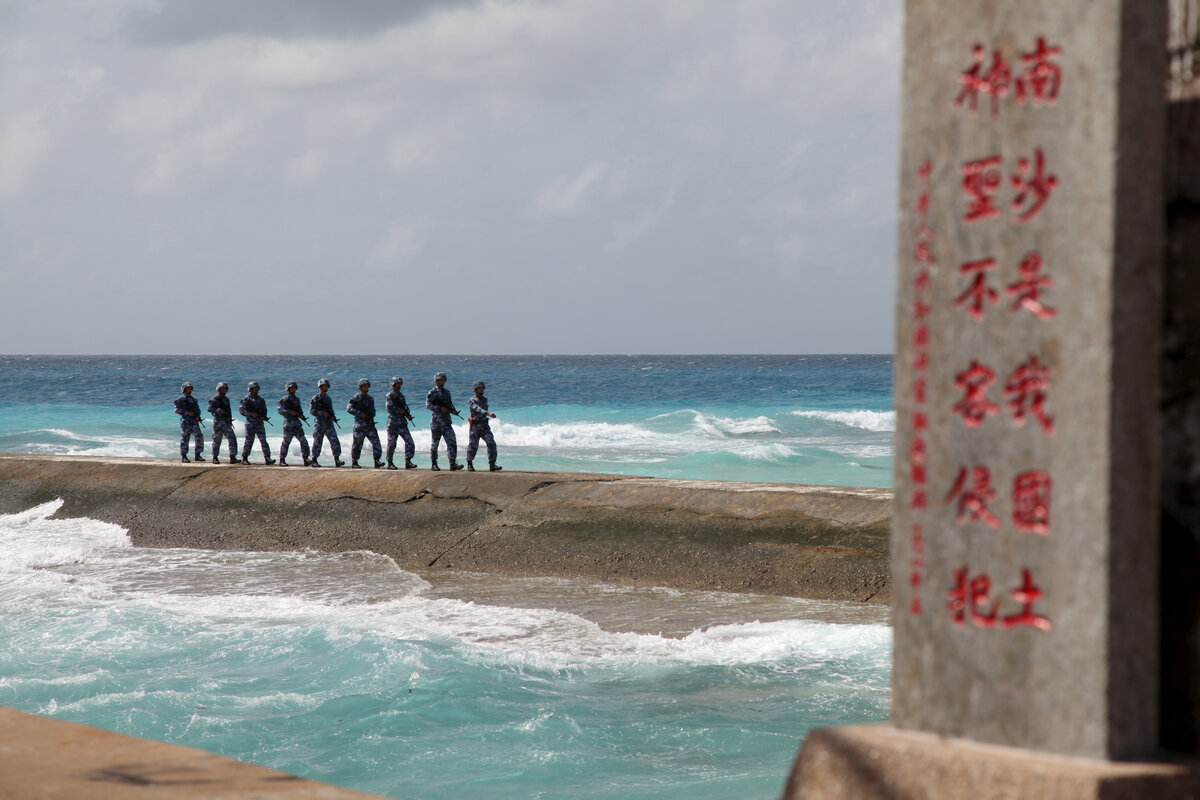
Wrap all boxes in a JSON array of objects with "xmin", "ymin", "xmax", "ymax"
[{"xmin": 0, "ymin": 453, "xmax": 893, "ymax": 603}]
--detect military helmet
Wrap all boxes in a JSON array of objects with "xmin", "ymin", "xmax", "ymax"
[
  {"xmin": 248, "ymin": 381, "xmax": 259, "ymax": 390},
  {"xmin": 216, "ymin": 381, "xmax": 228, "ymax": 391},
  {"xmin": 286, "ymin": 381, "xmax": 298, "ymax": 390},
  {"xmin": 473, "ymin": 381, "xmax": 485, "ymax": 390},
  {"xmin": 318, "ymin": 378, "xmax": 330, "ymax": 388},
  {"xmin": 435, "ymin": 371, "xmax": 448, "ymax": 381},
  {"xmin": 358, "ymin": 378, "xmax": 370, "ymax": 388},
  {"xmin": 181, "ymin": 382, "xmax": 193, "ymax": 390},
  {"xmin": 391, "ymin": 376, "xmax": 403, "ymax": 385}
]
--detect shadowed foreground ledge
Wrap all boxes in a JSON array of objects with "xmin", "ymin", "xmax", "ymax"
[
  {"xmin": 0, "ymin": 706, "xmax": 386, "ymax": 799},
  {"xmin": 0, "ymin": 453, "xmax": 892, "ymax": 603}
]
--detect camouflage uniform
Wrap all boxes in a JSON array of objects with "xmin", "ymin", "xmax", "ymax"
[
  {"xmin": 277, "ymin": 390, "xmax": 310, "ymax": 464},
  {"xmin": 310, "ymin": 391, "xmax": 342, "ymax": 462},
  {"xmin": 207, "ymin": 390, "xmax": 238, "ymax": 461},
  {"xmin": 174, "ymin": 391, "xmax": 204, "ymax": 459},
  {"xmin": 239, "ymin": 391, "xmax": 273, "ymax": 462},
  {"xmin": 467, "ymin": 393, "xmax": 498, "ymax": 466},
  {"xmin": 426, "ymin": 384, "xmax": 458, "ymax": 464},
  {"xmin": 347, "ymin": 390, "xmax": 383, "ymax": 465},
  {"xmin": 386, "ymin": 387, "xmax": 416, "ymax": 465}
]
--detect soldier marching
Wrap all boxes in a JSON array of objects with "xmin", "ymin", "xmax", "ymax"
[{"xmin": 173, "ymin": 373, "xmax": 500, "ymax": 473}]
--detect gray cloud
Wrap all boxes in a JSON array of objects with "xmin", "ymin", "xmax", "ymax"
[
  {"xmin": 120, "ymin": 0, "xmax": 478, "ymax": 45},
  {"xmin": 0, "ymin": 0, "xmax": 902, "ymax": 355}
]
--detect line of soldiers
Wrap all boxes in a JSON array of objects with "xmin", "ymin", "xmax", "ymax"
[{"xmin": 173, "ymin": 372, "xmax": 501, "ymax": 472}]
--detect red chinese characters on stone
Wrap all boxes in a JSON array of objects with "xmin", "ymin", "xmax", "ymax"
[
  {"xmin": 1011, "ymin": 148, "xmax": 1059, "ymax": 223},
  {"xmin": 1003, "ymin": 568, "xmax": 1052, "ymax": 630},
  {"xmin": 1006, "ymin": 252, "xmax": 1057, "ymax": 319},
  {"xmin": 948, "ymin": 567, "xmax": 999, "ymax": 627},
  {"xmin": 946, "ymin": 465, "xmax": 1002, "ymax": 529},
  {"xmin": 952, "ymin": 360, "xmax": 1000, "ymax": 427},
  {"xmin": 1004, "ymin": 355, "xmax": 1055, "ymax": 434},
  {"xmin": 949, "ymin": 567, "xmax": 1052, "ymax": 631},
  {"xmin": 954, "ymin": 258, "xmax": 1000, "ymax": 321},
  {"xmin": 907, "ymin": 160, "xmax": 936, "ymax": 614},
  {"xmin": 962, "ymin": 156, "xmax": 1003, "ymax": 222},
  {"xmin": 962, "ymin": 151, "xmax": 1058, "ymax": 225},
  {"xmin": 955, "ymin": 46, "xmax": 1011, "ymax": 118},
  {"xmin": 1016, "ymin": 37, "xmax": 1064, "ymax": 107},
  {"xmin": 1012, "ymin": 470, "xmax": 1052, "ymax": 535},
  {"xmin": 955, "ymin": 39, "xmax": 1063, "ymax": 117}
]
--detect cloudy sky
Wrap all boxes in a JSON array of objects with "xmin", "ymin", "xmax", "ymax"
[{"xmin": 0, "ymin": 0, "xmax": 902, "ymax": 354}]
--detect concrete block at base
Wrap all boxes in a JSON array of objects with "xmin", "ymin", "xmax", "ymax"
[{"xmin": 783, "ymin": 725, "xmax": 1200, "ymax": 800}]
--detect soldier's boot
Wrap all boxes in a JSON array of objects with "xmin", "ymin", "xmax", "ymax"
[
  {"xmin": 374, "ymin": 459, "xmax": 385, "ymax": 469},
  {"xmin": 334, "ymin": 458, "xmax": 346, "ymax": 467},
  {"xmin": 449, "ymin": 459, "xmax": 464, "ymax": 471},
  {"xmin": 387, "ymin": 460, "xmax": 398, "ymax": 470},
  {"xmin": 489, "ymin": 462, "xmax": 502, "ymax": 472},
  {"xmin": 430, "ymin": 461, "xmax": 441, "ymax": 471},
  {"xmin": 466, "ymin": 461, "xmax": 475, "ymax": 472},
  {"xmin": 405, "ymin": 459, "xmax": 417, "ymax": 469},
  {"xmin": 310, "ymin": 459, "xmax": 321, "ymax": 468},
  {"xmin": 194, "ymin": 454, "xmax": 206, "ymax": 462},
  {"xmin": 303, "ymin": 457, "xmax": 311, "ymax": 467},
  {"xmin": 228, "ymin": 456, "xmax": 240, "ymax": 464},
  {"xmin": 181, "ymin": 455, "xmax": 190, "ymax": 463},
  {"xmin": 352, "ymin": 461, "xmax": 361, "ymax": 469},
  {"xmin": 279, "ymin": 459, "xmax": 289, "ymax": 467},
  {"xmin": 265, "ymin": 457, "xmax": 277, "ymax": 465}
]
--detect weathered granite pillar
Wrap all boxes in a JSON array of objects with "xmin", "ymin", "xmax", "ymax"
[
  {"xmin": 783, "ymin": 2, "xmax": 1200, "ymax": 797},
  {"xmin": 888, "ymin": 0, "xmax": 1165, "ymax": 760}
]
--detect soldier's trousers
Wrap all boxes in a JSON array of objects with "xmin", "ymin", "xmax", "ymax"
[
  {"xmin": 242, "ymin": 421, "xmax": 272, "ymax": 460},
  {"xmin": 430, "ymin": 418, "xmax": 457, "ymax": 462},
  {"xmin": 211, "ymin": 418, "xmax": 237, "ymax": 459},
  {"xmin": 281, "ymin": 421, "xmax": 310, "ymax": 461},
  {"xmin": 387, "ymin": 421, "xmax": 415, "ymax": 463},
  {"xmin": 312, "ymin": 420, "xmax": 341, "ymax": 460},
  {"xmin": 180, "ymin": 419, "xmax": 204, "ymax": 457},
  {"xmin": 352, "ymin": 421, "xmax": 382, "ymax": 462},
  {"xmin": 467, "ymin": 425, "xmax": 497, "ymax": 463}
]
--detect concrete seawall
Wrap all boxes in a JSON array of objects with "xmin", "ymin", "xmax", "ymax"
[{"xmin": 0, "ymin": 454, "xmax": 893, "ymax": 603}]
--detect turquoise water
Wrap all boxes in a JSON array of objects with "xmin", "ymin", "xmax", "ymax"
[
  {"xmin": 0, "ymin": 355, "xmax": 894, "ymax": 486},
  {"xmin": 0, "ymin": 355, "xmax": 895, "ymax": 798},
  {"xmin": 0, "ymin": 501, "xmax": 891, "ymax": 799}
]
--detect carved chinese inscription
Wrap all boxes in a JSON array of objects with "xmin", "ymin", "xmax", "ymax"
[{"xmin": 935, "ymin": 37, "xmax": 1065, "ymax": 633}]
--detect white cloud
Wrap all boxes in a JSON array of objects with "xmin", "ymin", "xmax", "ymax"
[
  {"xmin": 530, "ymin": 162, "xmax": 613, "ymax": 217},
  {"xmin": 285, "ymin": 149, "xmax": 326, "ymax": 184},
  {"xmin": 367, "ymin": 218, "xmax": 432, "ymax": 268},
  {"xmin": 0, "ymin": 109, "xmax": 49, "ymax": 196},
  {"xmin": 387, "ymin": 128, "xmax": 448, "ymax": 174},
  {"xmin": 112, "ymin": 90, "xmax": 205, "ymax": 138},
  {"xmin": 605, "ymin": 188, "xmax": 677, "ymax": 253},
  {"xmin": 60, "ymin": 66, "xmax": 105, "ymax": 92}
]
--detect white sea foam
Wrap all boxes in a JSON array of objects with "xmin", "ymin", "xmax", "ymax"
[
  {"xmin": 491, "ymin": 420, "xmax": 683, "ymax": 452},
  {"xmin": 0, "ymin": 501, "xmax": 891, "ymax": 675},
  {"xmin": 0, "ymin": 499, "xmax": 132, "ymax": 573},
  {"xmin": 790, "ymin": 410, "xmax": 895, "ymax": 432},
  {"xmin": 21, "ymin": 429, "xmax": 167, "ymax": 459}
]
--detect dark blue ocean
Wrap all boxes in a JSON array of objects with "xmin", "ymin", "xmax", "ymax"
[
  {"xmin": 0, "ymin": 354, "xmax": 893, "ymax": 485},
  {"xmin": 0, "ymin": 355, "xmax": 893, "ymax": 800}
]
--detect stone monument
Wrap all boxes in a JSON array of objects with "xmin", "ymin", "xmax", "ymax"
[{"xmin": 785, "ymin": 1, "xmax": 1200, "ymax": 796}]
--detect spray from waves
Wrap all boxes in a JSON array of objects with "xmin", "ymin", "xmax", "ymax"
[
  {"xmin": 0, "ymin": 501, "xmax": 892, "ymax": 800},
  {"xmin": 13, "ymin": 428, "xmax": 167, "ymax": 459},
  {"xmin": 0, "ymin": 501, "xmax": 891, "ymax": 672},
  {"xmin": 0, "ymin": 498, "xmax": 132, "ymax": 574},
  {"xmin": 790, "ymin": 410, "xmax": 895, "ymax": 432}
]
